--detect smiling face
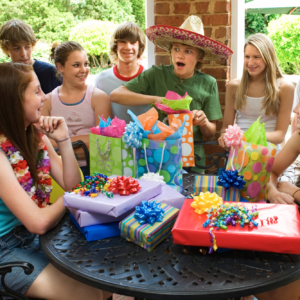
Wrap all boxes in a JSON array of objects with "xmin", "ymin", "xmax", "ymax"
[
  {"xmin": 171, "ymin": 43, "xmax": 199, "ymax": 79},
  {"xmin": 116, "ymin": 40, "xmax": 139, "ymax": 64},
  {"xmin": 244, "ymin": 44, "xmax": 266, "ymax": 78},
  {"xmin": 23, "ymin": 71, "xmax": 46, "ymax": 127},
  {"xmin": 56, "ymin": 50, "xmax": 89, "ymax": 85},
  {"xmin": 6, "ymin": 42, "xmax": 34, "ymax": 65}
]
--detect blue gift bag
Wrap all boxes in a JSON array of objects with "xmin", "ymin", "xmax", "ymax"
[
  {"xmin": 136, "ymin": 138, "xmax": 183, "ymax": 192},
  {"xmin": 70, "ymin": 213, "xmax": 120, "ymax": 242}
]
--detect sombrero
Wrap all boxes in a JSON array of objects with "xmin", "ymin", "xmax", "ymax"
[{"xmin": 145, "ymin": 15, "xmax": 233, "ymax": 61}]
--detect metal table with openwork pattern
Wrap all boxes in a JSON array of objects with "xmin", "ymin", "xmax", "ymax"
[{"xmin": 40, "ymin": 174, "xmax": 300, "ymax": 300}]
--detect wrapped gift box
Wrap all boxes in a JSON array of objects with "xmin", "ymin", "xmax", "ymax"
[
  {"xmin": 64, "ymin": 179, "xmax": 161, "ymax": 217},
  {"xmin": 172, "ymin": 199, "xmax": 300, "ymax": 254},
  {"xmin": 194, "ymin": 175, "xmax": 240, "ymax": 202},
  {"xmin": 120, "ymin": 203, "xmax": 179, "ymax": 252},
  {"xmin": 152, "ymin": 184, "xmax": 185, "ymax": 209},
  {"xmin": 70, "ymin": 213, "xmax": 120, "ymax": 242},
  {"xmin": 68, "ymin": 207, "xmax": 134, "ymax": 227}
]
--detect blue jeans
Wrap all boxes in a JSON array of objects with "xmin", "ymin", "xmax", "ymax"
[{"xmin": 0, "ymin": 225, "xmax": 49, "ymax": 297}]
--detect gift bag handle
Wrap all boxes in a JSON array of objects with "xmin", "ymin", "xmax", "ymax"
[
  {"xmin": 96, "ymin": 138, "xmax": 115, "ymax": 173},
  {"xmin": 230, "ymin": 145, "xmax": 251, "ymax": 172},
  {"xmin": 144, "ymin": 141, "xmax": 166, "ymax": 174}
]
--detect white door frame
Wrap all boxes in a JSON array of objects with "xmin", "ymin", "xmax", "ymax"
[{"xmin": 145, "ymin": 0, "xmax": 155, "ymax": 69}]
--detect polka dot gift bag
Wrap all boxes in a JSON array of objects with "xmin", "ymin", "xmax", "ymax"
[
  {"xmin": 226, "ymin": 141, "xmax": 277, "ymax": 202},
  {"xmin": 136, "ymin": 138, "xmax": 183, "ymax": 192}
]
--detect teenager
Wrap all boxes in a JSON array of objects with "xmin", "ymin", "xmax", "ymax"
[
  {"xmin": 95, "ymin": 21, "xmax": 147, "ymax": 123},
  {"xmin": 218, "ymin": 33, "xmax": 294, "ymax": 149},
  {"xmin": 110, "ymin": 15, "xmax": 233, "ymax": 172},
  {"xmin": 42, "ymin": 41, "xmax": 112, "ymax": 176},
  {"xmin": 0, "ymin": 62, "xmax": 111, "ymax": 300},
  {"xmin": 0, "ymin": 19, "xmax": 61, "ymax": 94}
]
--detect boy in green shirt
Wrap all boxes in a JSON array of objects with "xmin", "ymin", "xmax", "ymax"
[{"xmin": 111, "ymin": 15, "xmax": 233, "ymax": 172}]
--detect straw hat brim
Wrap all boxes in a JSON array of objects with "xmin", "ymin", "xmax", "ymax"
[{"xmin": 145, "ymin": 25, "xmax": 233, "ymax": 61}]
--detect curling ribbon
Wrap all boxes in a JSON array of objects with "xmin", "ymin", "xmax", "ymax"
[
  {"xmin": 123, "ymin": 122, "xmax": 143, "ymax": 148},
  {"xmin": 108, "ymin": 176, "xmax": 141, "ymax": 196},
  {"xmin": 191, "ymin": 192, "xmax": 223, "ymax": 215},
  {"xmin": 217, "ymin": 170, "xmax": 246, "ymax": 190},
  {"xmin": 134, "ymin": 201, "xmax": 164, "ymax": 225}
]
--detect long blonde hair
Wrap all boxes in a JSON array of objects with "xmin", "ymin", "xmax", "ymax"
[{"xmin": 235, "ymin": 33, "xmax": 283, "ymax": 116}]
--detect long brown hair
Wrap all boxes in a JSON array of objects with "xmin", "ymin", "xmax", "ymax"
[
  {"xmin": 0, "ymin": 63, "xmax": 41, "ymax": 182},
  {"xmin": 235, "ymin": 33, "xmax": 283, "ymax": 116}
]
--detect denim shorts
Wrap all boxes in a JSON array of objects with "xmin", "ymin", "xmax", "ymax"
[{"xmin": 0, "ymin": 225, "xmax": 49, "ymax": 297}]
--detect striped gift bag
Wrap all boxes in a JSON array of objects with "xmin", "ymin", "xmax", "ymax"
[
  {"xmin": 194, "ymin": 175, "xmax": 240, "ymax": 202},
  {"xmin": 119, "ymin": 203, "xmax": 179, "ymax": 252}
]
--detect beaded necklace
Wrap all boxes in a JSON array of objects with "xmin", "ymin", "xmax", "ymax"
[{"xmin": 0, "ymin": 133, "xmax": 52, "ymax": 207}]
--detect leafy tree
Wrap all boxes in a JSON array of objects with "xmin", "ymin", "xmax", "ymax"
[
  {"xmin": 268, "ymin": 16, "xmax": 300, "ymax": 74},
  {"xmin": 71, "ymin": 0, "xmax": 135, "ymax": 24},
  {"xmin": 69, "ymin": 20, "xmax": 116, "ymax": 67},
  {"xmin": 0, "ymin": 0, "xmax": 76, "ymax": 42},
  {"xmin": 129, "ymin": 0, "xmax": 145, "ymax": 30},
  {"xmin": 245, "ymin": 13, "xmax": 280, "ymax": 38}
]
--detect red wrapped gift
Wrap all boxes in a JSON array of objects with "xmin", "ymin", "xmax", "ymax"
[{"xmin": 172, "ymin": 199, "xmax": 300, "ymax": 254}]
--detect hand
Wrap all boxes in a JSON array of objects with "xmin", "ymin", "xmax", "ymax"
[
  {"xmin": 154, "ymin": 96, "xmax": 162, "ymax": 104},
  {"xmin": 218, "ymin": 132, "xmax": 228, "ymax": 149},
  {"xmin": 268, "ymin": 188, "xmax": 295, "ymax": 204},
  {"xmin": 33, "ymin": 116, "xmax": 69, "ymax": 142},
  {"xmin": 193, "ymin": 110, "xmax": 207, "ymax": 126},
  {"xmin": 277, "ymin": 181, "xmax": 299, "ymax": 197}
]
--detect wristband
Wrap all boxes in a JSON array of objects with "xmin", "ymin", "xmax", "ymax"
[
  {"xmin": 56, "ymin": 136, "xmax": 70, "ymax": 143},
  {"xmin": 292, "ymin": 188, "xmax": 300, "ymax": 198}
]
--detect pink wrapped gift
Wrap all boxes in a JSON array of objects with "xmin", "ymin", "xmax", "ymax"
[
  {"xmin": 68, "ymin": 207, "xmax": 135, "ymax": 227},
  {"xmin": 152, "ymin": 184, "xmax": 185, "ymax": 209},
  {"xmin": 64, "ymin": 179, "xmax": 162, "ymax": 217}
]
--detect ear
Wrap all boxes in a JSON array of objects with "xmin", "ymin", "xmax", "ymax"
[{"xmin": 56, "ymin": 62, "xmax": 64, "ymax": 74}]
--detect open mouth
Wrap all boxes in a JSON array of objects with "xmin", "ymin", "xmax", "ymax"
[{"xmin": 176, "ymin": 62, "xmax": 185, "ymax": 67}]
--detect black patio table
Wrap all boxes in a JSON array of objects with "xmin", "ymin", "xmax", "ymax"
[{"xmin": 40, "ymin": 174, "xmax": 300, "ymax": 300}]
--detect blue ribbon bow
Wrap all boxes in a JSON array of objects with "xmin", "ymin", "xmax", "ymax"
[
  {"xmin": 134, "ymin": 201, "xmax": 164, "ymax": 225},
  {"xmin": 123, "ymin": 122, "xmax": 143, "ymax": 148},
  {"xmin": 217, "ymin": 170, "xmax": 246, "ymax": 190}
]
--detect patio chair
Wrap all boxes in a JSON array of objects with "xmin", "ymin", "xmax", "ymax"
[
  {"xmin": 0, "ymin": 261, "xmax": 34, "ymax": 300},
  {"xmin": 182, "ymin": 140, "xmax": 228, "ymax": 197}
]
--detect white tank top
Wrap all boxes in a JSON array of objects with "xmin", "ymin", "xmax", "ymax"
[{"xmin": 236, "ymin": 79, "xmax": 282, "ymax": 133}]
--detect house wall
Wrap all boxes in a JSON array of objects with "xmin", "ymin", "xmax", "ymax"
[{"xmin": 154, "ymin": 0, "xmax": 232, "ymax": 170}]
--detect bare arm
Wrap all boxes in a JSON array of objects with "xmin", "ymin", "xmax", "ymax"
[
  {"xmin": 267, "ymin": 132, "xmax": 300, "ymax": 204},
  {"xmin": 110, "ymin": 85, "xmax": 162, "ymax": 106},
  {"xmin": 291, "ymin": 113, "xmax": 298, "ymax": 135},
  {"xmin": 265, "ymin": 80, "xmax": 294, "ymax": 144},
  {"xmin": 192, "ymin": 109, "xmax": 217, "ymax": 138},
  {"xmin": 218, "ymin": 79, "xmax": 238, "ymax": 148},
  {"xmin": 92, "ymin": 87, "xmax": 112, "ymax": 125}
]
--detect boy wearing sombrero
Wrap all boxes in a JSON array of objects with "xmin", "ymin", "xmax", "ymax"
[{"xmin": 110, "ymin": 16, "xmax": 233, "ymax": 172}]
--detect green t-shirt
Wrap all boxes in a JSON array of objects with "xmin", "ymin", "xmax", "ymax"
[{"xmin": 124, "ymin": 64, "xmax": 223, "ymax": 172}]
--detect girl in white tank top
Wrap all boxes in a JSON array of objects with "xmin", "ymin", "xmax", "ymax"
[
  {"xmin": 41, "ymin": 41, "xmax": 112, "ymax": 175},
  {"xmin": 218, "ymin": 33, "xmax": 294, "ymax": 149}
]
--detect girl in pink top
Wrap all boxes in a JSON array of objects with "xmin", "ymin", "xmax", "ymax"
[{"xmin": 42, "ymin": 41, "xmax": 112, "ymax": 175}]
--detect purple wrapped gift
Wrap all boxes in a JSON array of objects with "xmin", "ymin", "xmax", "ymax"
[
  {"xmin": 68, "ymin": 207, "xmax": 134, "ymax": 227},
  {"xmin": 63, "ymin": 179, "xmax": 162, "ymax": 217},
  {"xmin": 152, "ymin": 184, "xmax": 185, "ymax": 209}
]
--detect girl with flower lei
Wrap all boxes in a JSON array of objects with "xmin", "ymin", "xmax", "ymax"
[{"xmin": 0, "ymin": 63, "xmax": 110, "ymax": 300}]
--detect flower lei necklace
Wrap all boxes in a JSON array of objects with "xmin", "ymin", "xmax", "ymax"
[{"xmin": 0, "ymin": 132, "xmax": 52, "ymax": 207}]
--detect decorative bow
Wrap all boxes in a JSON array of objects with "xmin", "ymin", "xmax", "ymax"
[
  {"xmin": 123, "ymin": 122, "xmax": 143, "ymax": 148},
  {"xmin": 108, "ymin": 176, "xmax": 141, "ymax": 195},
  {"xmin": 224, "ymin": 124, "xmax": 244, "ymax": 147},
  {"xmin": 134, "ymin": 201, "xmax": 164, "ymax": 225},
  {"xmin": 191, "ymin": 192, "xmax": 223, "ymax": 214},
  {"xmin": 140, "ymin": 172, "xmax": 166, "ymax": 184},
  {"xmin": 217, "ymin": 170, "xmax": 246, "ymax": 190}
]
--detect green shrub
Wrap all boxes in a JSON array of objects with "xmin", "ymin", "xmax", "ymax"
[
  {"xmin": 279, "ymin": 61, "xmax": 298, "ymax": 75},
  {"xmin": 268, "ymin": 16, "xmax": 300, "ymax": 74},
  {"xmin": 69, "ymin": 20, "xmax": 116, "ymax": 67}
]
